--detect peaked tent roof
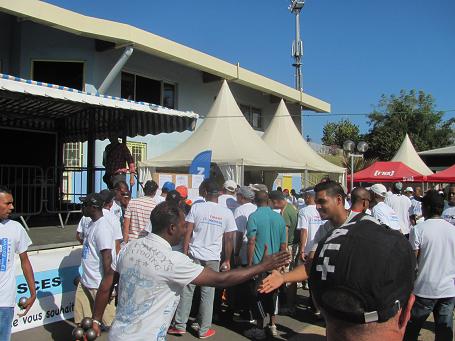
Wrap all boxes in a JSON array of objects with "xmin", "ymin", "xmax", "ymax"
[
  {"xmin": 140, "ymin": 81, "xmax": 304, "ymax": 171},
  {"xmin": 391, "ymin": 134, "xmax": 433, "ymax": 175},
  {"xmin": 427, "ymin": 164, "xmax": 455, "ymax": 182},
  {"xmin": 347, "ymin": 161, "xmax": 424, "ymax": 183},
  {"xmin": 262, "ymin": 100, "xmax": 345, "ymax": 174}
]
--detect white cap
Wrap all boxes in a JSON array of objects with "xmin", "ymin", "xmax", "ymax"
[
  {"xmin": 370, "ymin": 184, "xmax": 387, "ymax": 197},
  {"xmin": 405, "ymin": 187, "xmax": 414, "ymax": 193},
  {"xmin": 223, "ymin": 180, "xmax": 237, "ymax": 192}
]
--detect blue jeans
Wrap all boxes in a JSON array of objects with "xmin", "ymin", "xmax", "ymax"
[
  {"xmin": 404, "ymin": 296, "xmax": 455, "ymax": 341},
  {"xmin": 0, "ymin": 307, "xmax": 14, "ymax": 341},
  {"xmin": 174, "ymin": 259, "xmax": 219, "ymax": 336}
]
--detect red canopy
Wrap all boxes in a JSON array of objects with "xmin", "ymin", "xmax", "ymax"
[
  {"xmin": 347, "ymin": 161, "xmax": 425, "ymax": 183},
  {"xmin": 426, "ymin": 164, "xmax": 455, "ymax": 182}
]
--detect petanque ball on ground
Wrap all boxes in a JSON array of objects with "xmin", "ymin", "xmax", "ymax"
[
  {"xmin": 72, "ymin": 327, "xmax": 85, "ymax": 340},
  {"xmin": 80, "ymin": 317, "xmax": 93, "ymax": 330},
  {"xmin": 18, "ymin": 297, "xmax": 27, "ymax": 309},
  {"xmin": 85, "ymin": 328, "xmax": 97, "ymax": 341}
]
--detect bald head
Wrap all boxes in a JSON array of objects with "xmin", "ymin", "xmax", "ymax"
[
  {"xmin": 255, "ymin": 190, "xmax": 269, "ymax": 207},
  {"xmin": 351, "ymin": 187, "xmax": 371, "ymax": 213}
]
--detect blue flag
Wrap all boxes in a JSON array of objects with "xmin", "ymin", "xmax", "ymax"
[{"xmin": 189, "ymin": 150, "xmax": 212, "ymax": 179}]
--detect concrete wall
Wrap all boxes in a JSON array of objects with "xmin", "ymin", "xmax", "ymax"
[{"xmin": 3, "ymin": 16, "xmax": 303, "ymax": 167}]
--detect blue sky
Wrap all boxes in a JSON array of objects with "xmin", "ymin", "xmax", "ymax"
[{"xmin": 46, "ymin": 0, "xmax": 455, "ymax": 142}]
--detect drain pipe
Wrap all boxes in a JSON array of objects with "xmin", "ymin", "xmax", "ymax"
[{"xmin": 98, "ymin": 46, "xmax": 134, "ymax": 95}]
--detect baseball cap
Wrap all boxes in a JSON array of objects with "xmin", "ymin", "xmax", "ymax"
[
  {"xmin": 79, "ymin": 193, "xmax": 104, "ymax": 208},
  {"xmin": 237, "ymin": 186, "xmax": 255, "ymax": 201},
  {"xmin": 394, "ymin": 182, "xmax": 403, "ymax": 191},
  {"xmin": 249, "ymin": 183, "xmax": 269, "ymax": 192},
  {"xmin": 223, "ymin": 180, "xmax": 237, "ymax": 192},
  {"xmin": 176, "ymin": 185, "xmax": 188, "ymax": 199},
  {"xmin": 405, "ymin": 187, "xmax": 414, "ymax": 193},
  {"xmin": 370, "ymin": 184, "xmax": 387, "ymax": 198},
  {"xmin": 162, "ymin": 181, "xmax": 175, "ymax": 192},
  {"xmin": 166, "ymin": 190, "xmax": 182, "ymax": 202},
  {"xmin": 310, "ymin": 220, "xmax": 415, "ymax": 324},
  {"xmin": 99, "ymin": 189, "xmax": 115, "ymax": 204},
  {"xmin": 269, "ymin": 190, "xmax": 285, "ymax": 201}
]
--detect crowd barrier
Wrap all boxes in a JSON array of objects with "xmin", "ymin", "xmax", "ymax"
[{"xmin": 12, "ymin": 246, "xmax": 82, "ymax": 333}]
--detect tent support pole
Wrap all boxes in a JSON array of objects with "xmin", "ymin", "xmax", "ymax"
[{"xmin": 304, "ymin": 169, "xmax": 308, "ymax": 188}]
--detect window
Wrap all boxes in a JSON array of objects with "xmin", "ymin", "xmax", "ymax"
[
  {"xmin": 126, "ymin": 141, "xmax": 147, "ymax": 164},
  {"xmin": 32, "ymin": 61, "xmax": 84, "ymax": 90},
  {"xmin": 63, "ymin": 142, "xmax": 83, "ymax": 167},
  {"xmin": 240, "ymin": 104, "xmax": 263, "ymax": 130},
  {"xmin": 121, "ymin": 72, "xmax": 177, "ymax": 109}
]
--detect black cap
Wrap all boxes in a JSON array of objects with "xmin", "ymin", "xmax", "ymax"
[
  {"xmin": 269, "ymin": 190, "xmax": 285, "ymax": 201},
  {"xmin": 79, "ymin": 193, "xmax": 104, "ymax": 208},
  {"xmin": 309, "ymin": 219, "xmax": 415, "ymax": 324},
  {"xmin": 166, "ymin": 190, "xmax": 182, "ymax": 202},
  {"xmin": 98, "ymin": 189, "xmax": 115, "ymax": 204}
]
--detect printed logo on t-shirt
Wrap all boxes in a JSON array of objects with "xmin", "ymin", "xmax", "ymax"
[
  {"xmin": 207, "ymin": 215, "xmax": 223, "ymax": 228},
  {"xmin": 1, "ymin": 238, "xmax": 8, "ymax": 272},
  {"xmin": 82, "ymin": 242, "xmax": 89, "ymax": 259}
]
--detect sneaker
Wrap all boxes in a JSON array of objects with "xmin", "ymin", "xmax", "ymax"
[
  {"xmin": 244, "ymin": 327, "xmax": 266, "ymax": 340},
  {"xmin": 191, "ymin": 322, "xmax": 200, "ymax": 331},
  {"xmin": 167, "ymin": 327, "xmax": 186, "ymax": 335},
  {"xmin": 268, "ymin": 324, "xmax": 278, "ymax": 337},
  {"xmin": 199, "ymin": 329, "xmax": 216, "ymax": 339}
]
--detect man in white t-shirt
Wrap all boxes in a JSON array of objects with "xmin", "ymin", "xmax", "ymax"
[
  {"xmin": 297, "ymin": 188, "xmax": 325, "ymax": 260},
  {"xmin": 0, "ymin": 187, "xmax": 36, "ymax": 341},
  {"xmin": 170, "ymin": 181, "xmax": 237, "ymax": 338},
  {"xmin": 233, "ymin": 186, "xmax": 257, "ymax": 266},
  {"xmin": 385, "ymin": 182, "xmax": 412, "ymax": 236},
  {"xmin": 370, "ymin": 184, "xmax": 401, "ymax": 231},
  {"xmin": 405, "ymin": 190, "xmax": 455, "ymax": 341},
  {"xmin": 77, "ymin": 189, "xmax": 123, "ymax": 253},
  {"xmin": 90, "ymin": 202, "xmax": 290, "ymax": 340},
  {"xmin": 218, "ymin": 180, "xmax": 239, "ymax": 213},
  {"xmin": 441, "ymin": 184, "xmax": 455, "ymax": 226},
  {"xmin": 74, "ymin": 193, "xmax": 116, "ymax": 328}
]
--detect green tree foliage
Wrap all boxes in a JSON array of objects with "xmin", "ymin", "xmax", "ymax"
[
  {"xmin": 321, "ymin": 119, "xmax": 360, "ymax": 148},
  {"xmin": 364, "ymin": 90, "xmax": 454, "ymax": 160}
]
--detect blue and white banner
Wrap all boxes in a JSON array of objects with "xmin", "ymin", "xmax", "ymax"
[
  {"xmin": 189, "ymin": 150, "xmax": 212, "ymax": 179},
  {"xmin": 12, "ymin": 246, "xmax": 82, "ymax": 333}
]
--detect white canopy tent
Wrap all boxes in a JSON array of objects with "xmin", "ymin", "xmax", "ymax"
[
  {"xmin": 262, "ymin": 100, "xmax": 345, "ymax": 185},
  {"xmin": 391, "ymin": 134, "xmax": 433, "ymax": 176},
  {"xmin": 139, "ymin": 80, "xmax": 305, "ymax": 185}
]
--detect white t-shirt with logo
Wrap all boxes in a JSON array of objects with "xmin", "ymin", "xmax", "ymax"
[
  {"xmin": 297, "ymin": 205, "xmax": 326, "ymax": 255},
  {"xmin": 111, "ymin": 201, "xmax": 123, "ymax": 220},
  {"xmin": 109, "ymin": 234, "xmax": 204, "ymax": 341},
  {"xmin": 411, "ymin": 197, "xmax": 423, "ymax": 217},
  {"xmin": 78, "ymin": 209, "xmax": 123, "ymax": 241},
  {"xmin": 442, "ymin": 206, "xmax": 455, "ymax": 226},
  {"xmin": 410, "ymin": 218, "xmax": 455, "ymax": 298},
  {"xmin": 385, "ymin": 194, "xmax": 412, "ymax": 234},
  {"xmin": 186, "ymin": 201, "xmax": 237, "ymax": 261},
  {"xmin": 372, "ymin": 202, "xmax": 401, "ymax": 231},
  {"xmin": 0, "ymin": 219, "xmax": 32, "ymax": 307},
  {"xmin": 218, "ymin": 194, "xmax": 239, "ymax": 213},
  {"xmin": 80, "ymin": 216, "xmax": 116, "ymax": 289},
  {"xmin": 233, "ymin": 202, "xmax": 257, "ymax": 265}
]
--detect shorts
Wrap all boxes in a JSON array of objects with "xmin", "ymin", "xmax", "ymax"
[
  {"xmin": 74, "ymin": 282, "xmax": 116, "ymax": 327},
  {"xmin": 249, "ymin": 273, "xmax": 279, "ymax": 319}
]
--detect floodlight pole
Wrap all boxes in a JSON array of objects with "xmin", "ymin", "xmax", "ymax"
[{"xmin": 290, "ymin": 0, "xmax": 304, "ymax": 91}]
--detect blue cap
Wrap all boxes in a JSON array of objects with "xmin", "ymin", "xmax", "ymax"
[{"xmin": 162, "ymin": 181, "xmax": 175, "ymax": 192}]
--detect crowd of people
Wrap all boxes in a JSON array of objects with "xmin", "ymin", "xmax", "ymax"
[{"xmin": 1, "ymin": 176, "xmax": 455, "ymax": 341}]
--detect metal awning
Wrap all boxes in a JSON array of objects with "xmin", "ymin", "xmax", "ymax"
[{"xmin": 0, "ymin": 74, "xmax": 198, "ymax": 142}]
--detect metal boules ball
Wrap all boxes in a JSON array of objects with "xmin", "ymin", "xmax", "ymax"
[
  {"xmin": 18, "ymin": 297, "xmax": 28, "ymax": 309},
  {"xmin": 80, "ymin": 317, "xmax": 93, "ymax": 330},
  {"xmin": 72, "ymin": 327, "xmax": 85, "ymax": 340},
  {"xmin": 85, "ymin": 328, "xmax": 98, "ymax": 341}
]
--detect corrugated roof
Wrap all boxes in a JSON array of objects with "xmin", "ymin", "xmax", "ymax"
[
  {"xmin": 0, "ymin": 0, "xmax": 330, "ymax": 113},
  {"xmin": 418, "ymin": 145, "xmax": 455, "ymax": 156}
]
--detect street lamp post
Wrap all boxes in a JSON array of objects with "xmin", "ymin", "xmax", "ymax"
[{"xmin": 343, "ymin": 140, "xmax": 369, "ymax": 191}]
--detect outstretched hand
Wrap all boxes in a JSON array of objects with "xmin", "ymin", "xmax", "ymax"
[
  {"xmin": 259, "ymin": 244, "xmax": 290, "ymax": 272},
  {"xmin": 258, "ymin": 270, "xmax": 284, "ymax": 294}
]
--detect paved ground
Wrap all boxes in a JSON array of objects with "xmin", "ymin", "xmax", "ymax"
[{"xmin": 12, "ymin": 290, "xmax": 443, "ymax": 341}]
